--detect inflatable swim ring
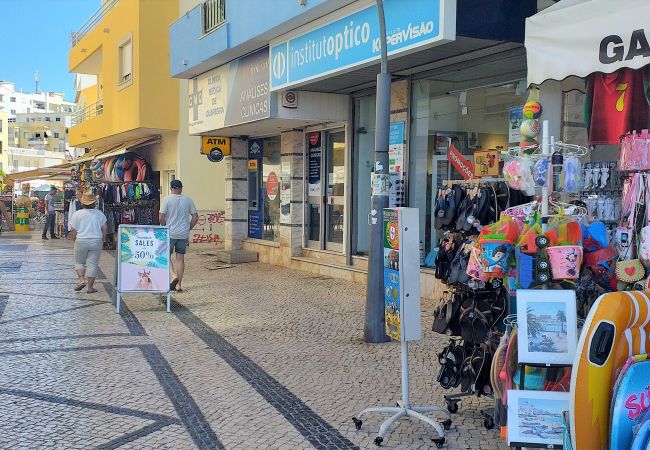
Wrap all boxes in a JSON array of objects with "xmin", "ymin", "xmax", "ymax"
[{"xmin": 570, "ymin": 291, "xmax": 650, "ymax": 450}]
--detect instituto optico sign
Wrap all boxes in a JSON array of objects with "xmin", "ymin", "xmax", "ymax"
[{"xmin": 270, "ymin": 0, "xmax": 456, "ymax": 91}]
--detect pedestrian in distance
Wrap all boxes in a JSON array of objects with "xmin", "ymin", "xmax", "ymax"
[
  {"xmin": 68, "ymin": 191, "xmax": 107, "ymax": 294},
  {"xmin": 42, "ymin": 186, "xmax": 58, "ymax": 239},
  {"xmin": 159, "ymin": 179, "xmax": 198, "ymax": 293}
]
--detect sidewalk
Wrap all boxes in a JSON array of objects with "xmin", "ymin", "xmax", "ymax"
[{"xmin": 0, "ymin": 231, "xmax": 505, "ymax": 449}]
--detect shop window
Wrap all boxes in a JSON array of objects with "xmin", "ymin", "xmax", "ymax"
[
  {"xmin": 248, "ymin": 136, "xmax": 281, "ymax": 242},
  {"xmin": 409, "ymin": 56, "xmax": 527, "ymax": 262}
]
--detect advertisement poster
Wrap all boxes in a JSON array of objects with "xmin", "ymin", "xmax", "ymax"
[
  {"xmin": 189, "ymin": 48, "xmax": 270, "ymax": 134},
  {"xmin": 389, "ymin": 121, "xmax": 405, "ymax": 174},
  {"xmin": 384, "ymin": 208, "xmax": 400, "ymax": 341},
  {"xmin": 473, "ymin": 149, "xmax": 500, "ymax": 177},
  {"xmin": 266, "ymin": 171, "xmax": 279, "ymax": 201},
  {"xmin": 119, "ymin": 226, "xmax": 169, "ymax": 293},
  {"xmin": 248, "ymin": 139, "xmax": 263, "ymax": 239},
  {"xmin": 308, "ymin": 132, "xmax": 322, "ymax": 197},
  {"xmin": 509, "ymin": 106, "xmax": 524, "ymax": 144},
  {"xmin": 280, "ymin": 164, "xmax": 291, "ymax": 224}
]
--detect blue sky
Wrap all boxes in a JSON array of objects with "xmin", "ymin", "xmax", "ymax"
[{"xmin": 0, "ymin": 0, "xmax": 100, "ymax": 101}]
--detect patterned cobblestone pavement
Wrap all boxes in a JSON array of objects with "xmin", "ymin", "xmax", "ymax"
[{"xmin": 0, "ymin": 232, "xmax": 507, "ymax": 449}]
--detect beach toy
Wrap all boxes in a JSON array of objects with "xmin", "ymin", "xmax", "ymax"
[
  {"xmin": 547, "ymin": 245, "xmax": 583, "ymax": 280},
  {"xmin": 520, "ymin": 119, "xmax": 540, "ymax": 139},
  {"xmin": 520, "ymin": 138, "xmax": 538, "ymax": 154},
  {"xmin": 570, "ymin": 291, "xmax": 650, "ymax": 450},
  {"xmin": 534, "ymin": 158, "xmax": 548, "ymax": 187},
  {"xmin": 610, "ymin": 355, "xmax": 650, "ymax": 449},
  {"xmin": 523, "ymin": 101, "xmax": 543, "ymax": 119}
]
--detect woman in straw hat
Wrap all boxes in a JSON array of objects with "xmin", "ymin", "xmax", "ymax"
[{"xmin": 68, "ymin": 191, "xmax": 106, "ymax": 293}]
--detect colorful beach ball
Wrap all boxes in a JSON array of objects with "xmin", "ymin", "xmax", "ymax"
[
  {"xmin": 520, "ymin": 119, "xmax": 541, "ymax": 139},
  {"xmin": 523, "ymin": 101, "xmax": 542, "ymax": 119}
]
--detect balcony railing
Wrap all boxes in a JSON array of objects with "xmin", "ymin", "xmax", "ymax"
[
  {"xmin": 72, "ymin": 99, "xmax": 104, "ymax": 126},
  {"xmin": 202, "ymin": 0, "xmax": 225, "ymax": 35},
  {"xmin": 71, "ymin": 0, "xmax": 120, "ymax": 47}
]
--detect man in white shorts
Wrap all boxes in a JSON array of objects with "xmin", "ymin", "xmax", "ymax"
[{"xmin": 159, "ymin": 179, "xmax": 198, "ymax": 292}]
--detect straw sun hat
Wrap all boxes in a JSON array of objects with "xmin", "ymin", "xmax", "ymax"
[{"xmin": 77, "ymin": 190, "xmax": 99, "ymax": 206}]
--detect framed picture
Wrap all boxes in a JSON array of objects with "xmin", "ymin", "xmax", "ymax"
[
  {"xmin": 517, "ymin": 290, "xmax": 578, "ymax": 365},
  {"xmin": 507, "ymin": 390, "xmax": 569, "ymax": 446}
]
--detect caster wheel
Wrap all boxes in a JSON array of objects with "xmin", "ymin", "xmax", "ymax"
[
  {"xmin": 538, "ymin": 272, "xmax": 550, "ymax": 283},
  {"xmin": 446, "ymin": 402, "xmax": 458, "ymax": 413},
  {"xmin": 491, "ymin": 279, "xmax": 502, "ymax": 289},
  {"xmin": 442, "ymin": 419, "xmax": 452, "ymax": 430},
  {"xmin": 352, "ymin": 417, "xmax": 362, "ymax": 430},
  {"xmin": 535, "ymin": 236, "xmax": 549, "ymax": 248},
  {"xmin": 432, "ymin": 437, "xmax": 445, "ymax": 448},
  {"xmin": 374, "ymin": 436, "xmax": 384, "ymax": 446},
  {"xmin": 537, "ymin": 260, "xmax": 549, "ymax": 270},
  {"xmin": 484, "ymin": 418, "xmax": 495, "ymax": 430}
]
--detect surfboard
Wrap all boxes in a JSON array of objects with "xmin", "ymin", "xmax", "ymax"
[{"xmin": 570, "ymin": 291, "xmax": 650, "ymax": 450}]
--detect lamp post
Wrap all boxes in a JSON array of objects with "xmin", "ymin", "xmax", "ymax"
[{"xmin": 364, "ymin": 0, "xmax": 391, "ymax": 343}]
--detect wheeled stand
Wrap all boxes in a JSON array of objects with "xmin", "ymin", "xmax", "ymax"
[{"xmin": 352, "ymin": 341, "xmax": 452, "ymax": 447}]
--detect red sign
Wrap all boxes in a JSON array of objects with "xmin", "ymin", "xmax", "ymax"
[
  {"xmin": 447, "ymin": 144, "xmax": 474, "ymax": 180},
  {"xmin": 267, "ymin": 171, "xmax": 279, "ymax": 200}
]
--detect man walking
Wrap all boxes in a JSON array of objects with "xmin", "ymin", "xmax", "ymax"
[
  {"xmin": 159, "ymin": 180, "xmax": 198, "ymax": 292},
  {"xmin": 42, "ymin": 186, "xmax": 58, "ymax": 240}
]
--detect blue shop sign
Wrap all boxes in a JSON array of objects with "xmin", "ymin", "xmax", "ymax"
[{"xmin": 270, "ymin": 0, "xmax": 456, "ymax": 91}]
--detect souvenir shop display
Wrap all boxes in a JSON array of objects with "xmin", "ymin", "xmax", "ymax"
[{"xmin": 71, "ymin": 153, "xmax": 159, "ymax": 249}]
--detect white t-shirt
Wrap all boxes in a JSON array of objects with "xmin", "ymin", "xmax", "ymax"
[
  {"xmin": 160, "ymin": 194, "xmax": 197, "ymax": 239},
  {"xmin": 69, "ymin": 208, "xmax": 107, "ymax": 239}
]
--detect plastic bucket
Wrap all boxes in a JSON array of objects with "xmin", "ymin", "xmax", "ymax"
[
  {"xmin": 547, "ymin": 245, "xmax": 583, "ymax": 280},
  {"xmin": 480, "ymin": 241, "xmax": 512, "ymax": 277},
  {"xmin": 15, "ymin": 207, "xmax": 29, "ymax": 232}
]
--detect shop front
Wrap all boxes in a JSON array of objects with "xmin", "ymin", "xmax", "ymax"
[
  {"xmin": 185, "ymin": 47, "xmax": 349, "ymax": 265},
  {"xmin": 462, "ymin": 1, "xmax": 650, "ymax": 449}
]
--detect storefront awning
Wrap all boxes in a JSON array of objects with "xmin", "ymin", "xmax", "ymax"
[
  {"xmin": 3, "ymin": 164, "xmax": 74, "ymax": 184},
  {"xmin": 74, "ymin": 135, "xmax": 161, "ymax": 163},
  {"xmin": 525, "ymin": 0, "xmax": 650, "ymax": 85}
]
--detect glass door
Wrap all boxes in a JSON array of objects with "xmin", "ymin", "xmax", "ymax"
[
  {"xmin": 325, "ymin": 130, "xmax": 345, "ymax": 251},
  {"xmin": 305, "ymin": 128, "xmax": 346, "ymax": 252}
]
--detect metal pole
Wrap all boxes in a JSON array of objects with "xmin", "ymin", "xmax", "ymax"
[{"xmin": 364, "ymin": 0, "xmax": 390, "ymax": 343}]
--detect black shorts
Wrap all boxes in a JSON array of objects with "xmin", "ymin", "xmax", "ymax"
[{"xmin": 170, "ymin": 238, "xmax": 188, "ymax": 254}]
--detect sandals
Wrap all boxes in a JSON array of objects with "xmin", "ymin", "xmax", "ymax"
[
  {"xmin": 437, "ymin": 340, "xmax": 465, "ymax": 389},
  {"xmin": 74, "ymin": 282, "xmax": 87, "ymax": 292},
  {"xmin": 170, "ymin": 278, "xmax": 179, "ymax": 291},
  {"xmin": 87, "ymin": 288, "xmax": 98, "ymax": 294}
]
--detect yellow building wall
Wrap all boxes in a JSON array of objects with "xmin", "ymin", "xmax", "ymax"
[
  {"xmin": 69, "ymin": 0, "xmax": 178, "ymax": 147},
  {"xmin": 139, "ymin": 0, "xmax": 179, "ymax": 131}
]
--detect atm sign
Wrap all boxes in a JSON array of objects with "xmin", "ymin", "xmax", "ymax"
[{"xmin": 201, "ymin": 136, "xmax": 231, "ymax": 162}]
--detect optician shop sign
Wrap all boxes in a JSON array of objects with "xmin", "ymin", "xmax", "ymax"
[
  {"xmin": 189, "ymin": 48, "xmax": 270, "ymax": 134},
  {"xmin": 270, "ymin": 0, "xmax": 456, "ymax": 91}
]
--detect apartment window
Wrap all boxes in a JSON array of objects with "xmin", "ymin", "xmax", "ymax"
[
  {"xmin": 118, "ymin": 34, "xmax": 133, "ymax": 89},
  {"xmin": 9, "ymin": 97, "xmax": 15, "ymax": 102},
  {"xmin": 54, "ymin": 132, "xmax": 60, "ymax": 138},
  {"xmin": 45, "ymin": 117, "xmax": 51, "ymax": 122},
  {"xmin": 202, "ymin": 0, "xmax": 226, "ymax": 34},
  {"xmin": 0, "ymin": 120, "xmax": 2, "ymax": 132},
  {"xmin": 0, "ymin": 142, "xmax": 3, "ymax": 154},
  {"xmin": 8, "ymin": 118, "xmax": 15, "ymax": 123},
  {"xmin": 35, "ymin": 133, "xmax": 41, "ymax": 139},
  {"xmin": 10, "ymin": 109, "xmax": 15, "ymax": 114},
  {"xmin": 23, "ymin": 131, "xmax": 28, "ymax": 139},
  {"xmin": 0, "ymin": 94, "xmax": 3, "ymax": 101},
  {"xmin": 55, "ymin": 117, "xmax": 61, "ymax": 122}
]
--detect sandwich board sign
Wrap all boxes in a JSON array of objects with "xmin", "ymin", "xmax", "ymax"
[{"xmin": 116, "ymin": 225, "xmax": 171, "ymax": 313}]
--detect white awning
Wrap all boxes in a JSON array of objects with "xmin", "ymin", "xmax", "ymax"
[{"xmin": 525, "ymin": 0, "xmax": 650, "ymax": 85}]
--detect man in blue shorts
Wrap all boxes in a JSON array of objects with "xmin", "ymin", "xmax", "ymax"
[{"xmin": 159, "ymin": 180, "xmax": 198, "ymax": 292}]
